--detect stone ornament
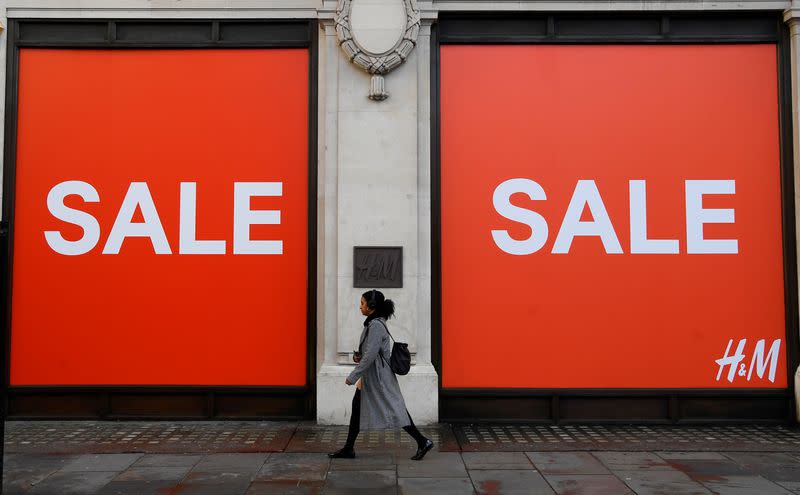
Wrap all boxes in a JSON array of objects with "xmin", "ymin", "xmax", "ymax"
[{"xmin": 335, "ymin": 0, "xmax": 420, "ymax": 101}]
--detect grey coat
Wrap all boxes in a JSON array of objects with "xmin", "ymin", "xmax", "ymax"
[{"xmin": 346, "ymin": 317, "xmax": 411, "ymax": 430}]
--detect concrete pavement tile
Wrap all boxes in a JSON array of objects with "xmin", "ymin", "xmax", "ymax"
[
  {"xmin": 775, "ymin": 481, "xmax": 800, "ymax": 494},
  {"xmin": 324, "ymin": 470, "xmax": 397, "ymax": 495},
  {"xmin": 93, "ymin": 480, "xmax": 183, "ymax": 495},
  {"xmin": 329, "ymin": 453, "xmax": 396, "ymax": 471},
  {"xmin": 397, "ymin": 452, "xmax": 468, "ymax": 478},
  {"xmin": 28, "ymin": 470, "xmax": 117, "ymax": 495},
  {"xmin": 616, "ymin": 470, "xmax": 711, "ymax": 495},
  {"xmin": 399, "ymin": 477, "xmax": 474, "ymax": 495},
  {"xmin": 192, "ymin": 453, "xmax": 270, "ymax": 472},
  {"xmin": 665, "ymin": 459, "xmax": 754, "ymax": 482},
  {"xmin": 527, "ymin": 452, "xmax": 611, "ymax": 475},
  {"xmin": 594, "ymin": 452, "xmax": 673, "ymax": 471},
  {"xmin": 545, "ymin": 475, "xmax": 633, "ymax": 495},
  {"xmin": 246, "ymin": 480, "xmax": 324, "ymax": 495},
  {"xmin": 4, "ymin": 454, "xmax": 81, "ymax": 471},
  {"xmin": 60, "ymin": 454, "xmax": 144, "ymax": 472},
  {"xmin": 700, "ymin": 475, "xmax": 794, "ymax": 495},
  {"xmin": 256, "ymin": 453, "xmax": 330, "ymax": 481},
  {"xmin": 656, "ymin": 453, "xmax": 729, "ymax": 461},
  {"xmin": 183, "ymin": 469, "xmax": 256, "ymax": 484},
  {"xmin": 3, "ymin": 454, "xmax": 83, "ymax": 493},
  {"xmin": 470, "ymin": 469, "xmax": 554, "ymax": 494},
  {"xmin": 722, "ymin": 453, "xmax": 800, "ymax": 482},
  {"xmin": 165, "ymin": 482, "xmax": 251, "ymax": 495},
  {"xmin": 131, "ymin": 454, "xmax": 204, "ymax": 467},
  {"xmin": 112, "ymin": 466, "xmax": 191, "ymax": 481},
  {"xmin": 462, "ymin": 452, "xmax": 534, "ymax": 470}
]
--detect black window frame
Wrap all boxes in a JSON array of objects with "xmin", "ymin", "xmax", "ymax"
[
  {"xmin": 431, "ymin": 12, "xmax": 799, "ymax": 424},
  {"xmin": 0, "ymin": 19, "xmax": 319, "ymax": 420}
]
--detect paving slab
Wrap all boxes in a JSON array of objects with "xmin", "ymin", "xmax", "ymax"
[
  {"xmin": 5, "ymin": 421, "xmax": 296, "ymax": 455},
  {"xmin": 397, "ymin": 452, "xmax": 468, "ymax": 478},
  {"xmin": 131, "ymin": 453, "xmax": 204, "ymax": 467},
  {"xmin": 256, "ymin": 453, "xmax": 330, "ymax": 481},
  {"xmin": 112, "ymin": 465, "xmax": 191, "ymax": 481},
  {"xmin": 246, "ymin": 480, "xmax": 325, "ymax": 495},
  {"xmin": 93, "ymin": 479, "xmax": 184, "ymax": 495},
  {"xmin": 182, "ymin": 469, "xmax": 257, "ymax": 486},
  {"xmin": 286, "ymin": 424, "xmax": 458, "ymax": 454},
  {"xmin": 461, "ymin": 452, "xmax": 534, "ymax": 470},
  {"xmin": 656, "ymin": 452, "xmax": 729, "ymax": 461},
  {"xmin": 191, "ymin": 452, "xmax": 270, "ymax": 472},
  {"xmin": 60, "ymin": 454, "xmax": 143, "ymax": 473},
  {"xmin": 324, "ymin": 470, "xmax": 397, "ymax": 495},
  {"xmin": 615, "ymin": 469, "xmax": 712, "ymax": 495},
  {"xmin": 28, "ymin": 470, "xmax": 117, "ymax": 495},
  {"xmin": 527, "ymin": 452, "xmax": 611, "ymax": 475},
  {"xmin": 164, "ymin": 482, "xmax": 252, "ymax": 495},
  {"xmin": 723, "ymin": 452, "xmax": 800, "ymax": 482},
  {"xmin": 453, "ymin": 425, "xmax": 800, "ymax": 452},
  {"xmin": 666, "ymin": 459, "xmax": 755, "ymax": 482},
  {"xmin": 398, "ymin": 477, "xmax": 474, "ymax": 495},
  {"xmin": 699, "ymin": 475, "xmax": 794, "ymax": 495},
  {"xmin": 3, "ymin": 454, "xmax": 82, "ymax": 494},
  {"xmin": 594, "ymin": 452, "xmax": 673, "ymax": 471},
  {"xmin": 329, "ymin": 453, "xmax": 396, "ymax": 471},
  {"xmin": 775, "ymin": 481, "xmax": 800, "ymax": 494},
  {"xmin": 544, "ymin": 474, "xmax": 634, "ymax": 495},
  {"xmin": 469, "ymin": 469, "xmax": 554, "ymax": 494}
]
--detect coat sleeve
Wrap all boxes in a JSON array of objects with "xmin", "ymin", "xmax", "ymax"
[{"xmin": 347, "ymin": 320, "xmax": 384, "ymax": 384}]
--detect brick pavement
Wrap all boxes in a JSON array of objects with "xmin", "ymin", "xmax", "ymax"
[{"xmin": 4, "ymin": 421, "xmax": 800, "ymax": 494}]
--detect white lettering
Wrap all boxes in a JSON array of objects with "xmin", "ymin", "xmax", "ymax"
[
  {"xmin": 233, "ymin": 182, "xmax": 282, "ymax": 255},
  {"xmin": 552, "ymin": 180, "xmax": 622, "ymax": 254},
  {"xmin": 686, "ymin": 180, "xmax": 738, "ymax": 254},
  {"xmin": 44, "ymin": 181, "xmax": 101, "ymax": 256},
  {"xmin": 179, "ymin": 182, "xmax": 226, "ymax": 255},
  {"xmin": 629, "ymin": 180, "xmax": 679, "ymax": 254},
  {"xmin": 102, "ymin": 182, "xmax": 172, "ymax": 254},
  {"xmin": 491, "ymin": 178, "xmax": 549, "ymax": 255},
  {"xmin": 747, "ymin": 339, "xmax": 781, "ymax": 383},
  {"xmin": 715, "ymin": 338, "xmax": 747, "ymax": 383}
]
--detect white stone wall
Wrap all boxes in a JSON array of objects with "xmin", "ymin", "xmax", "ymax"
[{"xmin": 2, "ymin": 0, "xmax": 799, "ymax": 424}]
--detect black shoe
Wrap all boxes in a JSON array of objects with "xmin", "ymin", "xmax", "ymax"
[
  {"xmin": 328, "ymin": 447, "xmax": 356, "ymax": 459},
  {"xmin": 411, "ymin": 439, "xmax": 434, "ymax": 461}
]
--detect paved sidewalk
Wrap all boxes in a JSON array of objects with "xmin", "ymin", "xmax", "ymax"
[{"xmin": 4, "ymin": 422, "xmax": 800, "ymax": 494}]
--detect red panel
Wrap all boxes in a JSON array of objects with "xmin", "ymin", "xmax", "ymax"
[
  {"xmin": 12, "ymin": 49, "xmax": 309, "ymax": 386},
  {"xmin": 441, "ymin": 45, "xmax": 786, "ymax": 388}
]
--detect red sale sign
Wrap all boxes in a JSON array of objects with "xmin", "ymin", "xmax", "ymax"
[
  {"xmin": 440, "ymin": 44, "xmax": 787, "ymax": 388},
  {"xmin": 11, "ymin": 49, "xmax": 309, "ymax": 386}
]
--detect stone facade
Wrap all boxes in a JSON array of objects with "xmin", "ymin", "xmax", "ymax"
[{"xmin": 1, "ymin": 0, "xmax": 799, "ymax": 424}]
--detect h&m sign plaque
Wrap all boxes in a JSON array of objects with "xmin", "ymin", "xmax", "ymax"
[{"xmin": 353, "ymin": 246, "xmax": 402, "ymax": 288}]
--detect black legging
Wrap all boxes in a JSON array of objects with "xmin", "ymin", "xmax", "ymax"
[{"xmin": 344, "ymin": 389, "xmax": 427, "ymax": 450}]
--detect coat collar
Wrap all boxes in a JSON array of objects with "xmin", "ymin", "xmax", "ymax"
[{"xmin": 363, "ymin": 314, "xmax": 383, "ymax": 326}]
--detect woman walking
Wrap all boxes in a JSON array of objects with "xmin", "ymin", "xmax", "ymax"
[{"xmin": 328, "ymin": 289, "xmax": 434, "ymax": 460}]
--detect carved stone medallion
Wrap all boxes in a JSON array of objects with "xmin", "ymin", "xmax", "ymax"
[{"xmin": 335, "ymin": 0, "xmax": 420, "ymax": 101}]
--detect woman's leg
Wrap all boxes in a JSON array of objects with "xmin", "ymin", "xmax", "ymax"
[
  {"xmin": 329, "ymin": 389, "xmax": 361, "ymax": 458},
  {"xmin": 344, "ymin": 389, "xmax": 362, "ymax": 450},
  {"xmin": 402, "ymin": 410, "xmax": 428, "ymax": 447}
]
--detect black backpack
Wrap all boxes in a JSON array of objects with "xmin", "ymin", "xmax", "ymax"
[{"xmin": 361, "ymin": 319, "xmax": 411, "ymax": 375}]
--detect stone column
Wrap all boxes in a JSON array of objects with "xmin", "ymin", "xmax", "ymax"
[
  {"xmin": 785, "ymin": 10, "xmax": 800, "ymax": 422},
  {"xmin": 315, "ymin": 12, "xmax": 438, "ymax": 425}
]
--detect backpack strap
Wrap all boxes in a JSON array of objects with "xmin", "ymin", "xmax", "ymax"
[{"xmin": 359, "ymin": 318, "xmax": 390, "ymax": 367}]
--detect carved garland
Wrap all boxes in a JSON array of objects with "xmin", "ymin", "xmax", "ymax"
[{"xmin": 335, "ymin": 0, "xmax": 421, "ymax": 101}]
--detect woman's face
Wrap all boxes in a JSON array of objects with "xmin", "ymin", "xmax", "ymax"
[{"xmin": 360, "ymin": 297, "xmax": 374, "ymax": 316}]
